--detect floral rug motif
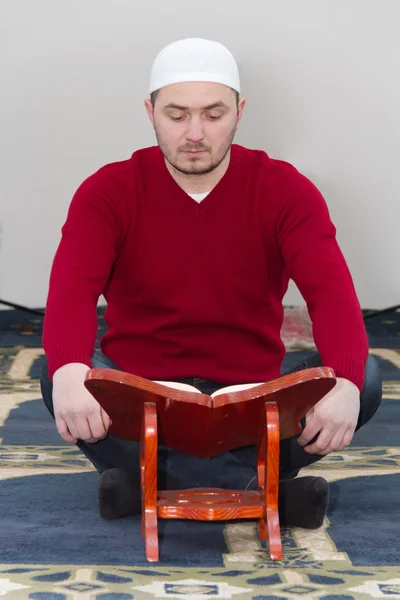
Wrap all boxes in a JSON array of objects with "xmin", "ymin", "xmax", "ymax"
[{"xmin": 0, "ymin": 309, "xmax": 399, "ymax": 599}]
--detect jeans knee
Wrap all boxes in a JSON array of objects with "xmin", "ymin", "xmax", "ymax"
[
  {"xmin": 40, "ymin": 360, "xmax": 55, "ymax": 419},
  {"xmin": 357, "ymin": 354, "xmax": 382, "ymax": 429},
  {"xmin": 363, "ymin": 354, "xmax": 383, "ymax": 403}
]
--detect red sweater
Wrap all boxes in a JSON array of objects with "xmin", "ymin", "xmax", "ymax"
[{"xmin": 43, "ymin": 144, "xmax": 368, "ymax": 390}]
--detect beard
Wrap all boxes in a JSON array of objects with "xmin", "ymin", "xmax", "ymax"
[{"xmin": 155, "ymin": 125, "xmax": 237, "ymax": 176}]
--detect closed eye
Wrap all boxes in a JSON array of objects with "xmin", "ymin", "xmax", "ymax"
[{"xmin": 169, "ymin": 113, "xmax": 223, "ymax": 122}]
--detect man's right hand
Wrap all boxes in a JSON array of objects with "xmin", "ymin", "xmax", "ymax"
[{"xmin": 52, "ymin": 363, "xmax": 111, "ymax": 444}]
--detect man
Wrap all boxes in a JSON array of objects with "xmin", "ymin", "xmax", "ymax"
[{"xmin": 41, "ymin": 38, "xmax": 382, "ymax": 529}]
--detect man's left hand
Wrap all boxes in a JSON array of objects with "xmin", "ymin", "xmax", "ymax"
[{"xmin": 297, "ymin": 377, "xmax": 360, "ymax": 455}]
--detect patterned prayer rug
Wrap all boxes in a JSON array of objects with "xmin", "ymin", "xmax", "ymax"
[{"xmin": 0, "ymin": 307, "xmax": 399, "ymax": 599}]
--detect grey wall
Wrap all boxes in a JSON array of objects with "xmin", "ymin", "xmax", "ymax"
[{"xmin": 1, "ymin": 0, "xmax": 399, "ymax": 309}]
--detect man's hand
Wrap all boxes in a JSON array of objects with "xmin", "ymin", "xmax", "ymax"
[
  {"xmin": 297, "ymin": 377, "xmax": 360, "ymax": 455},
  {"xmin": 52, "ymin": 363, "xmax": 111, "ymax": 444}
]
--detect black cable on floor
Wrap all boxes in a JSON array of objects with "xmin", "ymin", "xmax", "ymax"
[
  {"xmin": 0, "ymin": 299, "xmax": 45, "ymax": 316},
  {"xmin": 363, "ymin": 305, "xmax": 400, "ymax": 320}
]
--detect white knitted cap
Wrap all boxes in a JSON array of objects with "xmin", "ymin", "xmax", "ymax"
[{"xmin": 148, "ymin": 38, "xmax": 240, "ymax": 95}]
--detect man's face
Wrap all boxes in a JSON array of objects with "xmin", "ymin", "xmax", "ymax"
[{"xmin": 145, "ymin": 82, "xmax": 245, "ymax": 176}]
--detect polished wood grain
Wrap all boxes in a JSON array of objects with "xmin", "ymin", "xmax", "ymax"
[
  {"xmin": 264, "ymin": 402, "xmax": 282, "ymax": 560},
  {"xmin": 85, "ymin": 367, "xmax": 335, "ymax": 457},
  {"xmin": 84, "ymin": 367, "xmax": 336, "ymax": 562},
  {"xmin": 255, "ymin": 402, "xmax": 281, "ymax": 559},
  {"xmin": 157, "ymin": 489, "xmax": 264, "ymax": 520},
  {"xmin": 257, "ymin": 434, "xmax": 267, "ymax": 543},
  {"xmin": 85, "ymin": 370, "xmax": 211, "ymax": 456},
  {"xmin": 140, "ymin": 403, "xmax": 159, "ymax": 562}
]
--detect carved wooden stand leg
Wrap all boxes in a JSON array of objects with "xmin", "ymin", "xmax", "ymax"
[
  {"xmin": 257, "ymin": 400, "xmax": 282, "ymax": 560},
  {"xmin": 140, "ymin": 402, "xmax": 159, "ymax": 562}
]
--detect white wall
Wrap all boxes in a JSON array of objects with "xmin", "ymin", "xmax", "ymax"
[{"xmin": 1, "ymin": 0, "xmax": 399, "ymax": 309}]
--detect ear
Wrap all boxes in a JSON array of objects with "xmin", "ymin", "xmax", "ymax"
[
  {"xmin": 235, "ymin": 97, "xmax": 246, "ymax": 131},
  {"xmin": 144, "ymin": 98, "xmax": 154, "ymax": 124}
]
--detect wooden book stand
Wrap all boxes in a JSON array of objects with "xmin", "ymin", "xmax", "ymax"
[{"xmin": 85, "ymin": 367, "xmax": 335, "ymax": 562}]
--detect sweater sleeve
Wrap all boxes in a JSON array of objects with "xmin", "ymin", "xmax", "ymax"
[
  {"xmin": 43, "ymin": 171, "xmax": 124, "ymax": 379},
  {"xmin": 275, "ymin": 167, "xmax": 369, "ymax": 392}
]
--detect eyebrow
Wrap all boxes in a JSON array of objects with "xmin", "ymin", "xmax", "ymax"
[{"xmin": 163, "ymin": 101, "xmax": 230, "ymax": 111}]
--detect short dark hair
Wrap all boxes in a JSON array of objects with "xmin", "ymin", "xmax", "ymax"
[{"xmin": 150, "ymin": 88, "xmax": 240, "ymax": 109}]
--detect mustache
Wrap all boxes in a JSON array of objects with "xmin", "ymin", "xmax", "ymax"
[{"xmin": 179, "ymin": 145, "xmax": 210, "ymax": 152}]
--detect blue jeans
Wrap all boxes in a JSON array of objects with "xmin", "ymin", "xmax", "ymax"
[{"xmin": 40, "ymin": 351, "xmax": 382, "ymax": 489}]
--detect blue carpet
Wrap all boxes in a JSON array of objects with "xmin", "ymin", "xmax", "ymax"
[
  {"xmin": 0, "ymin": 308, "xmax": 399, "ymax": 599},
  {"xmin": 328, "ymin": 474, "xmax": 400, "ymax": 566},
  {"xmin": 0, "ymin": 473, "xmax": 228, "ymax": 566}
]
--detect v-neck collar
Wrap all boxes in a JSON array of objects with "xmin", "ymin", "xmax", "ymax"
[{"xmin": 156, "ymin": 146, "xmax": 237, "ymax": 209}]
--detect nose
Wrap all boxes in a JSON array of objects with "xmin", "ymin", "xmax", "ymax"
[{"xmin": 185, "ymin": 116, "xmax": 205, "ymax": 142}]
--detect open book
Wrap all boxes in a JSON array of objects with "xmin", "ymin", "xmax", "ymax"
[
  {"xmin": 153, "ymin": 379, "xmax": 263, "ymax": 398},
  {"xmin": 85, "ymin": 367, "xmax": 336, "ymax": 457}
]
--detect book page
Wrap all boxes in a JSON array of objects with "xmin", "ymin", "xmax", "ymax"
[
  {"xmin": 153, "ymin": 380, "xmax": 201, "ymax": 394},
  {"xmin": 211, "ymin": 382, "xmax": 262, "ymax": 398}
]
